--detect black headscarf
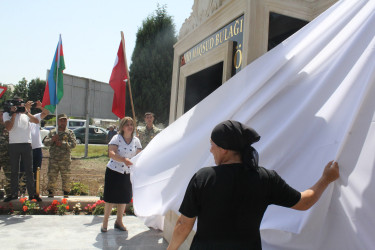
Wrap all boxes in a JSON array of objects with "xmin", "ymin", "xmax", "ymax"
[{"xmin": 211, "ymin": 120, "xmax": 260, "ymax": 168}]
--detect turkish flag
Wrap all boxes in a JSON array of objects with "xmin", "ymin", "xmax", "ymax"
[{"xmin": 109, "ymin": 41, "xmax": 127, "ymax": 119}]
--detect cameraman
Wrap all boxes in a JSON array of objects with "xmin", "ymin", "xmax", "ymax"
[{"xmin": 2, "ymin": 97, "xmax": 42, "ymax": 202}]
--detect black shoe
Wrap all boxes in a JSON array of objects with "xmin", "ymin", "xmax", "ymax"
[
  {"xmin": 3, "ymin": 195, "xmax": 17, "ymax": 202},
  {"xmin": 31, "ymin": 195, "xmax": 42, "ymax": 202},
  {"xmin": 48, "ymin": 191, "xmax": 54, "ymax": 198},
  {"xmin": 100, "ymin": 226, "xmax": 108, "ymax": 233},
  {"xmin": 63, "ymin": 191, "xmax": 69, "ymax": 198},
  {"xmin": 114, "ymin": 221, "xmax": 127, "ymax": 231}
]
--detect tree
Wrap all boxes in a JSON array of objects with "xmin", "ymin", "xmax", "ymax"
[
  {"xmin": 1, "ymin": 77, "xmax": 46, "ymax": 113},
  {"xmin": 129, "ymin": 5, "xmax": 177, "ymax": 126},
  {"xmin": 28, "ymin": 78, "xmax": 46, "ymax": 102},
  {"xmin": 12, "ymin": 77, "xmax": 28, "ymax": 99}
]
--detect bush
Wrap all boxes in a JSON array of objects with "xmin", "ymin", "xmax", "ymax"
[
  {"xmin": 85, "ymin": 200, "xmax": 105, "ymax": 215},
  {"xmin": 20, "ymin": 197, "xmax": 41, "ymax": 215},
  {"xmin": 70, "ymin": 182, "xmax": 89, "ymax": 195}
]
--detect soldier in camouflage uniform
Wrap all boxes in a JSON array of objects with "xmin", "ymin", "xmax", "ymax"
[
  {"xmin": 0, "ymin": 110, "xmax": 11, "ymax": 198},
  {"xmin": 43, "ymin": 114, "xmax": 76, "ymax": 197},
  {"xmin": 137, "ymin": 112, "xmax": 161, "ymax": 148}
]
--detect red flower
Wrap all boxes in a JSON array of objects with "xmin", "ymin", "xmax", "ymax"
[
  {"xmin": 66, "ymin": 205, "xmax": 70, "ymax": 210},
  {"xmin": 62, "ymin": 198, "xmax": 67, "ymax": 204},
  {"xmin": 31, "ymin": 199, "xmax": 37, "ymax": 202},
  {"xmin": 19, "ymin": 198, "xmax": 26, "ymax": 203},
  {"xmin": 23, "ymin": 206, "xmax": 28, "ymax": 212},
  {"xmin": 52, "ymin": 200, "xmax": 60, "ymax": 206},
  {"xmin": 131, "ymin": 198, "xmax": 133, "ymax": 203},
  {"xmin": 95, "ymin": 200, "xmax": 105, "ymax": 205}
]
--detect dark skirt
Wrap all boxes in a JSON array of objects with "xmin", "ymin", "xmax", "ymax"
[{"xmin": 103, "ymin": 167, "xmax": 132, "ymax": 204}]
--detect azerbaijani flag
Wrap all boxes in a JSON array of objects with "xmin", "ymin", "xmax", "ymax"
[{"xmin": 42, "ymin": 35, "xmax": 65, "ymax": 113}]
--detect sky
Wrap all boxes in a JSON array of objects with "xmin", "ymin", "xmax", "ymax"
[{"xmin": 0, "ymin": 0, "xmax": 194, "ymax": 85}]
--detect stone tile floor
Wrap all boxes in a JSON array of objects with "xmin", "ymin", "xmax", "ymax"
[{"xmin": 0, "ymin": 215, "xmax": 167, "ymax": 249}]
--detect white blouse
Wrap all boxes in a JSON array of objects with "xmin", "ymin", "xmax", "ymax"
[{"xmin": 107, "ymin": 134, "xmax": 142, "ymax": 174}]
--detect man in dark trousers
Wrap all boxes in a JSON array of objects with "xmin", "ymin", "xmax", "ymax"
[
  {"xmin": 168, "ymin": 120, "xmax": 339, "ymax": 250},
  {"xmin": 2, "ymin": 97, "xmax": 42, "ymax": 202}
]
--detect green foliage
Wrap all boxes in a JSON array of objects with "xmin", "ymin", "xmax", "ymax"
[
  {"xmin": 92, "ymin": 201, "xmax": 105, "ymax": 215},
  {"xmin": 129, "ymin": 4, "xmax": 177, "ymax": 126},
  {"xmin": 97, "ymin": 185, "xmax": 104, "ymax": 199},
  {"xmin": 69, "ymin": 182, "xmax": 89, "ymax": 195},
  {"xmin": 71, "ymin": 145, "xmax": 109, "ymax": 158},
  {"xmin": 0, "ymin": 77, "xmax": 46, "ymax": 110},
  {"xmin": 20, "ymin": 197, "xmax": 41, "ymax": 215},
  {"xmin": 111, "ymin": 207, "xmax": 118, "ymax": 215},
  {"xmin": 12, "ymin": 77, "xmax": 28, "ymax": 99},
  {"xmin": 56, "ymin": 200, "xmax": 69, "ymax": 215},
  {"xmin": 28, "ymin": 78, "xmax": 46, "ymax": 101},
  {"xmin": 84, "ymin": 200, "xmax": 106, "ymax": 215},
  {"xmin": 128, "ymin": 205, "xmax": 135, "ymax": 215},
  {"xmin": 29, "ymin": 78, "xmax": 46, "ymax": 114}
]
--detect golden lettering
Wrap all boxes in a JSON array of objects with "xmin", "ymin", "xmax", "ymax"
[
  {"xmin": 184, "ymin": 51, "xmax": 191, "ymax": 63},
  {"xmin": 234, "ymin": 49, "xmax": 242, "ymax": 69},
  {"xmin": 181, "ymin": 16, "xmax": 244, "ymax": 66},
  {"xmin": 234, "ymin": 20, "xmax": 239, "ymax": 36},
  {"xmin": 192, "ymin": 47, "xmax": 198, "ymax": 57},
  {"xmin": 228, "ymin": 25, "xmax": 233, "ymax": 38}
]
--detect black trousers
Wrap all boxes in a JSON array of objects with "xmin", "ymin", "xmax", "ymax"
[{"xmin": 8, "ymin": 143, "xmax": 35, "ymax": 197}]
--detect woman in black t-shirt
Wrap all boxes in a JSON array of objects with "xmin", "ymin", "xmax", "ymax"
[{"xmin": 167, "ymin": 120, "xmax": 339, "ymax": 250}]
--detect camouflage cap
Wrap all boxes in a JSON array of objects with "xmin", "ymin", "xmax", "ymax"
[{"xmin": 58, "ymin": 113, "xmax": 68, "ymax": 119}]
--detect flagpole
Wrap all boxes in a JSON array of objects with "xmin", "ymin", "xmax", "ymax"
[
  {"xmin": 55, "ymin": 34, "xmax": 61, "ymax": 129},
  {"xmin": 121, "ymin": 31, "xmax": 137, "ymax": 130}
]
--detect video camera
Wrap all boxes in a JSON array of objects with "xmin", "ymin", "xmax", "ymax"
[{"xmin": 3, "ymin": 99, "xmax": 26, "ymax": 114}]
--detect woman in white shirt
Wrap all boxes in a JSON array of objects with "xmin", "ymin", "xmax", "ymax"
[{"xmin": 101, "ymin": 117, "xmax": 142, "ymax": 232}]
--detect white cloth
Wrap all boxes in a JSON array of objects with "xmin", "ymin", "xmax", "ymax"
[
  {"xmin": 3, "ymin": 112, "xmax": 31, "ymax": 143},
  {"xmin": 131, "ymin": 0, "xmax": 375, "ymax": 249},
  {"xmin": 30, "ymin": 113, "xmax": 42, "ymax": 149},
  {"xmin": 107, "ymin": 134, "xmax": 141, "ymax": 174}
]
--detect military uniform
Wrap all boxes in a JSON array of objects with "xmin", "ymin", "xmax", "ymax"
[
  {"xmin": 43, "ymin": 127, "xmax": 76, "ymax": 194},
  {"xmin": 0, "ymin": 122, "xmax": 11, "ymax": 196},
  {"xmin": 137, "ymin": 125, "xmax": 161, "ymax": 148}
]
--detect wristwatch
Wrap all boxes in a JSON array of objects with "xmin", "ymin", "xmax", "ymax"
[{"xmin": 25, "ymin": 111, "xmax": 29, "ymax": 115}]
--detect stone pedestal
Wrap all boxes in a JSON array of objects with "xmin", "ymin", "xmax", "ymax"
[{"xmin": 164, "ymin": 210, "xmax": 196, "ymax": 250}]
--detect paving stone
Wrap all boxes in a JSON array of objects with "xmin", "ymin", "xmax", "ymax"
[{"xmin": 0, "ymin": 215, "xmax": 167, "ymax": 249}]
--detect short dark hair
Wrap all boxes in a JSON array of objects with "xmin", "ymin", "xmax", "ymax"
[{"xmin": 144, "ymin": 112, "xmax": 155, "ymax": 117}]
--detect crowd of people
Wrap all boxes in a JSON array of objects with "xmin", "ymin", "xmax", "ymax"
[
  {"xmin": 0, "ymin": 103, "xmax": 161, "ymax": 204},
  {"xmin": 1, "ymin": 98, "xmax": 340, "ymax": 249},
  {"xmin": 0, "ymin": 97, "xmax": 77, "ymax": 202}
]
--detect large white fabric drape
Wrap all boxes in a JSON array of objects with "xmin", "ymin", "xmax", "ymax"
[{"xmin": 131, "ymin": 0, "xmax": 375, "ymax": 249}]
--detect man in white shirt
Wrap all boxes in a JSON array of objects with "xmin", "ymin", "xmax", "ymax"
[
  {"xmin": 19, "ymin": 101, "xmax": 49, "ymax": 194},
  {"xmin": 3, "ymin": 97, "xmax": 42, "ymax": 202}
]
